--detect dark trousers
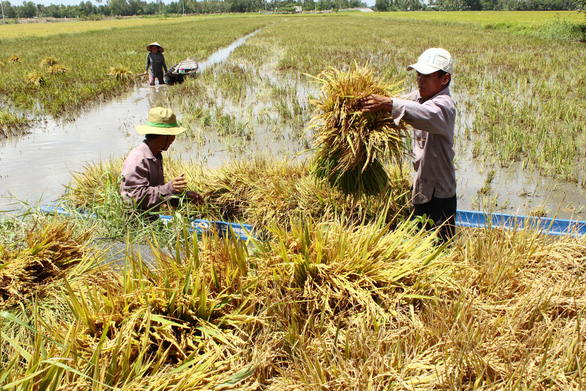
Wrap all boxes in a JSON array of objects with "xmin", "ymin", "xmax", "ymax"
[{"xmin": 413, "ymin": 194, "xmax": 457, "ymax": 243}]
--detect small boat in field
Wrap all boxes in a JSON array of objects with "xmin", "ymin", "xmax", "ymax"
[{"xmin": 164, "ymin": 59, "xmax": 199, "ymax": 85}]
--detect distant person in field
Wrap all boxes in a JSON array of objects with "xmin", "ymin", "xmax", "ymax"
[
  {"xmin": 361, "ymin": 48, "xmax": 457, "ymax": 242},
  {"xmin": 145, "ymin": 42, "xmax": 168, "ymax": 86},
  {"xmin": 120, "ymin": 107, "xmax": 203, "ymax": 211}
]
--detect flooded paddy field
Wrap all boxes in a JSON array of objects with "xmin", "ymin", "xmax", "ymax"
[
  {"xmin": 2, "ymin": 12, "xmax": 586, "ymax": 391},
  {"xmin": 2, "ymin": 13, "xmax": 584, "ymax": 219}
]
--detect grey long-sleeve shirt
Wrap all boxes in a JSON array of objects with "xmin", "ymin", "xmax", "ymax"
[
  {"xmin": 120, "ymin": 142, "xmax": 176, "ymax": 210},
  {"xmin": 391, "ymin": 86, "xmax": 456, "ymax": 205},
  {"xmin": 146, "ymin": 52, "xmax": 167, "ymax": 78}
]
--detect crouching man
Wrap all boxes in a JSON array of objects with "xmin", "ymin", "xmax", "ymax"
[{"xmin": 120, "ymin": 107, "xmax": 203, "ymax": 211}]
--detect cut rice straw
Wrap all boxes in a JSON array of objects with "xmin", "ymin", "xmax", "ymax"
[{"xmin": 308, "ymin": 62, "xmax": 408, "ymax": 197}]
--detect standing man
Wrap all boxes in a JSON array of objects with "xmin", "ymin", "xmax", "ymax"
[
  {"xmin": 145, "ymin": 42, "xmax": 168, "ymax": 86},
  {"xmin": 361, "ymin": 48, "xmax": 457, "ymax": 242},
  {"xmin": 120, "ymin": 107, "xmax": 203, "ymax": 211}
]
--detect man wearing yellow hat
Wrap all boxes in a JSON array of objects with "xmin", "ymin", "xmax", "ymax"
[
  {"xmin": 120, "ymin": 107, "xmax": 203, "ymax": 211},
  {"xmin": 361, "ymin": 48, "xmax": 457, "ymax": 242}
]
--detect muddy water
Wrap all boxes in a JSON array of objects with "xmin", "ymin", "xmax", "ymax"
[
  {"xmin": 1, "ymin": 32, "xmax": 584, "ymax": 220},
  {"xmin": 0, "ymin": 86, "xmax": 161, "ymax": 212},
  {"xmin": 198, "ymin": 30, "xmax": 260, "ymax": 72}
]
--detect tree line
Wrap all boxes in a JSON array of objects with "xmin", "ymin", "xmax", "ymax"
[{"xmin": 0, "ymin": 0, "xmax": 581, "ymax": 20}]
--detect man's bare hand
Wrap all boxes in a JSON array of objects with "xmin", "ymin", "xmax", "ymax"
[
  {"xmin": 171, "ymin": 174, "xmax": 188, "ymax": 193},
  {"xmin": 360, "ymin": 94, "xmax": 393, "ymax": 113}
]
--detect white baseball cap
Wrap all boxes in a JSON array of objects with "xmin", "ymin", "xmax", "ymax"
[{"xmin": 407, "ymin": 48, "xmax": 453, "ymax": 75}]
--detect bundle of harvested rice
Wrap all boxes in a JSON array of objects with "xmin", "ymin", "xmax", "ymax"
[
  {"xmin": 26, "ymin": 72, "xmax": 44, "ymax": 86},
  {"xmin": 108, "ymin": 65, "xmax": 133, "ymax": 82},
  {"xmin": 308, "ymin": 63, "xmax": 408, "ymax": 196},
  {"xmin": 47, "ymin": 64, "xmax": 67, "ymax": 75},
  {"xmin": 0, "ymin": 219, "xmax": 93, "ymax": 308},
  {"xmin": 39, "ymin": 56, "xmax": 59, "ymax": 68},
  {"xmin": 8, "ymin": 54, "xmax": 21, "ymax": 63}
]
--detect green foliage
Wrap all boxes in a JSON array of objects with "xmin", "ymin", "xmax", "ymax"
[{"xmin": 0, "ymin": 110, "xmax": 29, "ymax": 137}]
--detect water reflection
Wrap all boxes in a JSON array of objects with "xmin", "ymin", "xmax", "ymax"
[{"xmin": 0, "ymin": 86, "xmax": 165, "ymax": 212}]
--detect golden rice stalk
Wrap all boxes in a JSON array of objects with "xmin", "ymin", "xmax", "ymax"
[
  {"xmin": 0, "ymin": 219, "xmax": 93, "ymax": 309},
  {"xmin": 47, "ymin": 64, "xmax": 67, "ymax": 75},
  {"xmin": 109, "ymin": 65, "xmax": 134, "ymax": 82},
  {"xmin": 26, "ymin": 72, "xmax": 44, "ymax": 86},
  {"xmin": 308, "ymin": 63, "xmax": 408, "ymax": 196},
  {"xmin": 65, "ymin": 159, "xmax": 123, "ymax": 208},
  {"xmin": 8, "ymin": 54, "xmax": 21, "ymax": 63},
  {"xmin": 39, "ymin": 56, "xmax": 59, "ymax": 67}
]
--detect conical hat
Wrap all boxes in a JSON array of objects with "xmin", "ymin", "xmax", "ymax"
[{"xmin": 146, "ymin": 42, "xmax": 164, "ymax": 53}]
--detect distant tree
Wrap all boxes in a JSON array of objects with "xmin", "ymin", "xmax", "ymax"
[
  {"xmin": 19, "ymin": 0, "xmax": 37, "ymax": 17},
  {"xmin": 108, "ymin": 0, "xmax": 129, "ymax": 15},
  {"xmin": 303, "ymin": 0, "xmax": 316, "ymax": 10},
  {"xmin": 2, "ymin": 1, "xmax": 17, "ymax": 18},
  {"xmin": 317, "ymin": 0, "xmax": 333, "ymax": 9},
  {"xmin": 374, "ymin": 0, "xmax": 390, "ymax": 10},
  {"xmin": 78, "ymin": 1, "xmax": 96, "ymax": 15},
  {"xmin": 465, "ymin": 0, "xmax": 482, "ymax": 9}
]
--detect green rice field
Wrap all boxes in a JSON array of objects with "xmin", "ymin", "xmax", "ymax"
[{"xmin": 1, "ymin": 11, "xmax": 586, "ymax": 390}]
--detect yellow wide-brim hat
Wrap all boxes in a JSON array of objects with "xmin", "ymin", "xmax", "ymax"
[
  {"xmin": 146, "ymin": 42, "xmax": 164, "ymax": 53},
  {"xmin": 136, "ymin": 107, "xmax": 186, "ymax": 135}
]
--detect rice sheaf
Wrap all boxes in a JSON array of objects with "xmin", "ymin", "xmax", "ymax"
[{"xmin": 308, "ymin": 63, "xmax": 408, "ymax": 197}]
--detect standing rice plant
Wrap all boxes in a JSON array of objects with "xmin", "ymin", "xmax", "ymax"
[
  {"xmin": 308, "ymin": 62, "xmax": 408, "ymax": 197},
  {"xmin": 0, "ymin": 110, "xmax": 29, "ymax": 138}
]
